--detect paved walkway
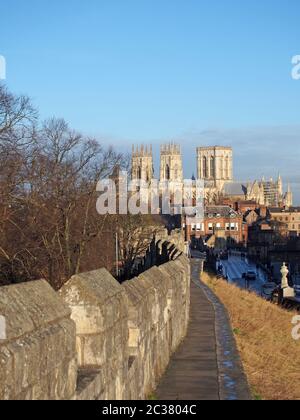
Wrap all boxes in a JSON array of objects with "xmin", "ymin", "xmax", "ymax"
[{"xmin": 156, "ymin": 259, "xmax": 251, "ymax": 401}]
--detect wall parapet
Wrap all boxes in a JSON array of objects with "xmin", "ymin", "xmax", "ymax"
[{"xmin": 0, "ymin": 241, "xmax": 190, "ymax": 400}]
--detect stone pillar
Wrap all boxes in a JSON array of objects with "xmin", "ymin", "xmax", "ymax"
[{"xmin": 198, "ymin": 156, "xmax": 202, "ymax": 179}]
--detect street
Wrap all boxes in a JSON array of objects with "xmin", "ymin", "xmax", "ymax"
[
  {"xmin": 217, "ymin": 254, "xmax": 269, "ymax": 295},
  {"xmin": 190, "ymin": 249, "xmax": 207, "ymax": 259}
]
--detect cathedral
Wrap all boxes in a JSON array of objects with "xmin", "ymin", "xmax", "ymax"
[{"xmin": 131, "ymin": 144, "xmax": 293, "ymax": 208}]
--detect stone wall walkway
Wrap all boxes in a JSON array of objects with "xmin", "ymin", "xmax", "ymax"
[{"xmin": 156, "ymin": 259, "xmax": 251, "ymax": 401}]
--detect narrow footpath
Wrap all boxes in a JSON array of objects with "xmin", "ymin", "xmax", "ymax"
[{"xmin": 156, "ymin": 259, "xmax": 251, "ymax": 401}]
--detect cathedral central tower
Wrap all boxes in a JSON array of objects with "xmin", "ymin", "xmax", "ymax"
[{"xmin": 197, "ymin": 146, "xmax": 233, "ymax": 186}]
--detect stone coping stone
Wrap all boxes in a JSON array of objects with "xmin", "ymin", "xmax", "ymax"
[
  {"xmin": 60, "ymin": 268, "xmax": 124, "ymax": 306},
  {"xmin": 0, "ymin": 280, "xmax": 71, "ymax": 342}
]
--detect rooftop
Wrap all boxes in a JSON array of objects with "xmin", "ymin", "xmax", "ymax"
[
  {"xmin": 197, "ymin": 146, "xmax": 232, "ymax": 151},
  {"xmin": 269, "ymin": 207, "xmax": 300, "ymax": 213},
  {"xmin": 223, "ymin": 182, "xmax": 248, "ymax": 196},
  {"xmin": 205, "ymin": 205, "xmax": 239, "ymax": 218}
]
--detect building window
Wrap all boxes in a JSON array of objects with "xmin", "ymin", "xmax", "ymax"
[
  {"xmin": 203, "ymin": 156, "xmax": 208, "ymax": 178},
  {"xmin": 210, "ymin": 156, "xmax": 215, "ymax": 179},
  {"xmin": 225, "ymin": 156, "xmax": 230, "ymax": 179},
  {"xmin": 220, "ymin": 157, "xmax": 223, "ymax": 179},
  {"xmin": 165, "ymin": 164, "xmax": 170, "ymax": 180}
]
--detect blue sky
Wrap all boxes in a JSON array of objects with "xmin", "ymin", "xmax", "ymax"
[{"xmin": 1, "ymin": 0, "xmax": 300, "ymax": 202}]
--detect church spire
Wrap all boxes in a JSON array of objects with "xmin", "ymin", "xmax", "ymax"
[
  {"xmin": 284, "ymin": 182, "xmax": 293, "ymax": 208},
  {"xmin": 277, "ymin": 173, "xmax": 283, "ymax": 196}
]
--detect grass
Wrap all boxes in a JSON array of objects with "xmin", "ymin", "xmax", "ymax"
[
  {"xmin": 202, "ymin": 271, "xmax": 300, "ymax": 401},
  {"xmin": 147, "ymin": 393, "xmax": 158, "ymax": 400}
]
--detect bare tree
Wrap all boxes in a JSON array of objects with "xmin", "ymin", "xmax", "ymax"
[
  {"xmin": 14, "ymin": 118, "xmax": 124, "ymax": 288},
  {"xmin": 0, "ymin": 85, "xmax": 164, "ymax": 289},
  {"xmin": 115, "ymin": 214, "xmax": 162, "ymax": 281},
  {"xmin": 0, "ymin": 83, "xmax": 37, "ymax": 148},
  {"xmin": 0, "ymin": 87, "xmax": 125, "ymax": 288}
]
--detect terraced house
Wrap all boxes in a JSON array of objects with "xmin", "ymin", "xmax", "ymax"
[
  {"xmin": 269, "ymin": 207, "xmax": 300, "ymax": 237},
  {"xmin": 185, "ymin": 205, "xmax": 246, "ymax": 245}
]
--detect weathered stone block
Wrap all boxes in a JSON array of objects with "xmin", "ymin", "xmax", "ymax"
[
  {"xmin": 60, "ymin": 268, "xmax": 129, "ymax": 400},
  {"xmin": 0, "ymin": 280, "xmax": 77, "ymax": 400}
]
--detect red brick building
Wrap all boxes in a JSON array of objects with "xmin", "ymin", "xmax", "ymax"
[
  {"xmin": 184, "ymin": 205, "xmax": 246, "ymax": 245},
  {"xmin": 221, "ymin": 198, "xmax": 258, "ymax": 213}
]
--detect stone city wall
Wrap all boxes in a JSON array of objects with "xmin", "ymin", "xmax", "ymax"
[
  {"xmin": 0, "ymin": 241, "xmax": 190, "ymax": 400},
  {"xmin": 155, "ymin": 228, "xmax": 185, "ymax": 254}
]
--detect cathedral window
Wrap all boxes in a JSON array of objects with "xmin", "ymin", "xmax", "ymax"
[
  {"xmin": 165, "ymin": 164, "xmax": 170, "ymax": 180},
  {"xmin": 137, "ymin": 166, "xmax": 142, "ymax": 180},
  {"xmin": 225, "ymin": 156, "xmax": 229, "ymax": 179},
  {"xmin": 203, "ymin": 157, "xmax": 208, "ymax": 178},
  {"xmin": 210, "ymin": 156, "xmax": 215, "ymax": 178},
  {"xmin": 220, "ymin": 157, "xmax": 224, "ymax": 179}
]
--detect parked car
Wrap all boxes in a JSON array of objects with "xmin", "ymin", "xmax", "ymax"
[
  {"xmin": 262, "ymin": 282, "xmax": 277, "ymax": 301},
  {"xmin": 245, "ymin": 271, "xmax": 257, "ymax": 281},
  {"xmin": 220, "ymin": 252, "xmax": 229, "ymax": 260}
]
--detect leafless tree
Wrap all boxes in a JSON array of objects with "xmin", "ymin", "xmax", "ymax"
[
  {"xmin": 0, "ymin": 85, "xmax": 164, "ymax": 289},
  {"xmin": 0, "ymin": 86, "xmax": 126, "ymax": 288},
  {"xmin": 0, "ymin": 83, "xmax": 37, "ymax": 148},
  {"xmin": 114, "ymin": 214, "xmax": 162, "ymax": 281}
]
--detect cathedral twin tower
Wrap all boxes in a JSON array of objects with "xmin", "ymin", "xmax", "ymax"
[{"xmin": 131, "ymin": 143, "xmax": 233, "ymax": 186}]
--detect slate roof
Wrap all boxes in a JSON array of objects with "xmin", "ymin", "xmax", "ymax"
[
  {"xmin": 223, "ymin": 182, "xmax": 248, "ymax": 196},
  {"xmin": 205, "ymin": 205, "xmax": 239, "ymax": 218},
  {"xmin": 269, "ymin": 207, "xmax": 300, "ymax": 213}
]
